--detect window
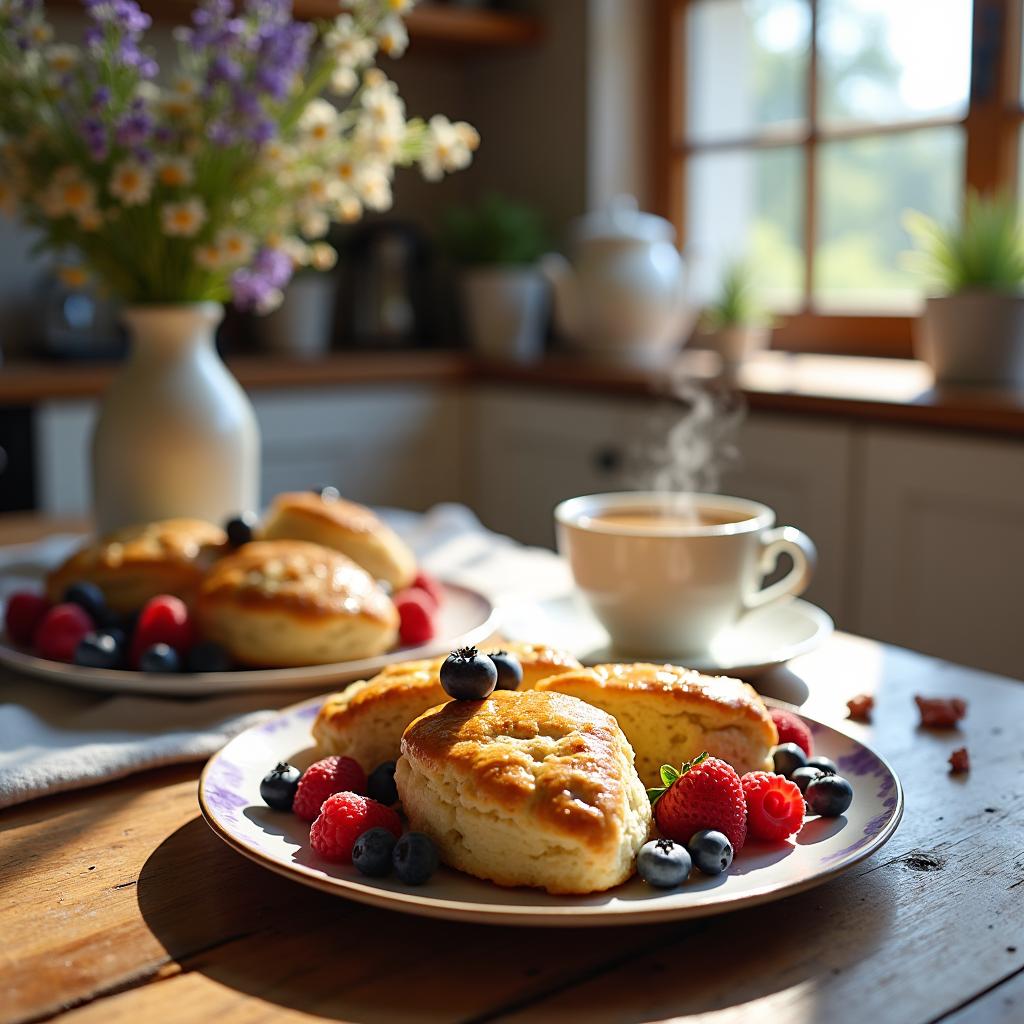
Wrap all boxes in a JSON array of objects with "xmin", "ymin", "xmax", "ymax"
[{"xmin": 654, "ymin": 0, "xmax": 1023, "ymax": 356}]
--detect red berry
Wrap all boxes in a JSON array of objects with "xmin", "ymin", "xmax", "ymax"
[
  {"xmin": 33, "ymin": 603, "xmax": 94, "ymax": 662},
  {"xmin": 5, "ymin": 592, "xmax": 51, "ymax": 647},
  {"xmin": 742, "ymin": 771, "xmax": 805, "ymax": 842},
  {"xmin": 309, "ymin": 792, "xmax": 402, "ymax": 863},
  {"xmin": 130, "ymin": 595, "xmax": 194, "ymax": 667},
  {"xmin": 769, "ymin": 708, "xmax": 814, "ymax": 757},
  {"xmin": 293, "ymin": 755, "xmax": 368, "ymax": 821},
  {"xmin": 412, "ymin": 571, "xmax": 444, "ymax": 609},
  {"xmin": 652, "ymin": 753, "xmax": 747, "ymax": 853},
  {"xmin": 395, "ymin": 589, "xmax": 436, "ymax": 646}
]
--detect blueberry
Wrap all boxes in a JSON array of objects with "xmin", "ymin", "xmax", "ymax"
[
  {"xmin": 185, "ymin": 641, "xmax": 233, "ymax": 673},
  {"xmin": 224, "ymin": 511, "xmax": 257, "ymax": 548},
  {"xmin": 791, "ymin": 765, "xmax": 824, "ymax": 794},
  {"xmin": 637, "ymin": 838, "xmax": 692, "ymax": 888},
  {"xmin": 488, "ymin": 650, "xmax": 523, "ymax": 691},
  {"xmin": 352, "ymin": 826, "xmax": 398, "ymax": 877},
  {"xmin": 367, "ymin": 761, "xmax": 399, "ymax": 805},
  {"xmin": 74, "ymin": 631, "xmax": 123, "ymax": 670},
  {"xmin": 138, "ymin": 642, "xmax": 180, "ymax": 673},
  {"xmin": 260, "ymin": 762, "xmax": 301, "ymax": 811},
  {"xmin": 439, "ymin": 646, "xmax": 497, "ymax": 700},
  {"xmin": 63, "ymin": 581, "xmax": 107, "ymax": 623},
  {"xmin": 687, "ymin": 829, "xmax": 734, "ymax": 876},
  {"xmin": 772, "ymin": 742, "xmax": 808, "ymax": 778},
  {"xmin": 314, "ymin": 485, "xmax": 340, "ymax": 502},
  {"xmin": 806, "ymin": 755, "xmax": 838, "ymax": 775},
  {"xmin": 393, "ymin": 831, "xmax": 439, "ymax": 885},
  {"xmin": 805, "ymin": 774, "xmax": 854, "ymax": 817}
]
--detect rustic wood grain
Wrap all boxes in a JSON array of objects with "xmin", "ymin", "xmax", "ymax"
[{"xmin": 2, "ymin": 625, "xmax": 1022, "ymax": 1023}]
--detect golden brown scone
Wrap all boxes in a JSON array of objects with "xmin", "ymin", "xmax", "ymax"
[
  {"xmin": 260, "ymin": 491, "xmax": 416, "ymax": 590},
  {"xmin": 396, "ymin": 690, "xmax": 651, "ymax": 894},
  {"xmin": 46, "ymin": 518, "xmax": 226, "ymax": 613},
  {"xmin": 194, "ymin": 540, "xmax": 397, "ymax": 667},
  {"xmin": 312, "ymin": 641, "xmax": 583, "ymax": 768},
  {"xmin": 536, "ymin": 663, "xmax": 778, "ymax": 785}
]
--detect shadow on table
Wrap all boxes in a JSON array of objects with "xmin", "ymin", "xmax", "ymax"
[{"xmin": 137, "ymin": 817, "xmax": 897, "ymax": 1023}]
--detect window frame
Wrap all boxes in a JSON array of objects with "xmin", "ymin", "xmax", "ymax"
[{"xmin": 652, "ymin": 0, "xmax": 1024, "ymax": 358}]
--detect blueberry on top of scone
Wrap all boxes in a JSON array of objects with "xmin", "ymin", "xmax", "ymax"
[{"xmin": 439, "ymin": 646, "xmax": 497, "ymax": 700}]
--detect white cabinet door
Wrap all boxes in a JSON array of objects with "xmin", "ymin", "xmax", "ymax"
[
  {"xmin": 722, "ymin": 413, "xmax": 855, "ymax": 625},
  {"xmin": 253, "ymin": 385, "xmax": 464, "ymax": 512},
  {"xmin": 858, "ymin": 428, "xmax": 1024, "ymax": 679}
]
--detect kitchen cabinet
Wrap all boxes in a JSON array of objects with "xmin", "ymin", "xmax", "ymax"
[{"xmin": 857, "ymin": 428, "xmax": 1024, "ymax": 677}]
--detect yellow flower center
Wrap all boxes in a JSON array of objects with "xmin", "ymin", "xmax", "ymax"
[{"xmin": 63, "ymin": 182, "xmax": 88, "ymax": 207}]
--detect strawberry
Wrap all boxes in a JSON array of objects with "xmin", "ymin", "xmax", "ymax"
[
  {"xmin": 649, "ymin": 752, "xmax": 747, "ymax": 853},
  {"xmin": 741, "ymin": 771, "xmax": 805, "ymax": 842},
  {"xmin": 769, "ymin": 707, "xmax": 813, "ymax": 757}
]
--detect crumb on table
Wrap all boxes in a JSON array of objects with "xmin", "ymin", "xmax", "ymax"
[
  {"xmin": 847, "ymin": 694, "xmax": 874, "ymax": 722},
  {"xmin": 915, "ymin": 695, "xmax": 967, "ymax": 728},
  {"xmin": 949, "ymin": 747, "xmax": 970, "ymax": 774}
]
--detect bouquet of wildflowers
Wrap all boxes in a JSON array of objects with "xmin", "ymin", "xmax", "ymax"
[{"xmin": 0, "ymin": 0, "xmax": 478, "ymax": 312}]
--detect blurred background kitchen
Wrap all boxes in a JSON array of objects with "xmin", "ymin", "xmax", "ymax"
[{"xmin": 1, "ymin": 0, "xmax": 1022, "ymax": 678}]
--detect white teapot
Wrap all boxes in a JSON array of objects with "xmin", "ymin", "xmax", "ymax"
[{"xmin": 542, "ymin": 196, "xmax": 697, "ymax": 366}]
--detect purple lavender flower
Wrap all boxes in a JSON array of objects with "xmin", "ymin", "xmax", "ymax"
[
  {"xmin": 231, "ymin": 246, "xmax": 294, "ymax": 311},
  {"xmin": 115, "ymin": 111, "xmax": 153, "ymax": 147},
  {"xmin": 90, "ymin": 86, "xmax": 111, "ymax": 110}
]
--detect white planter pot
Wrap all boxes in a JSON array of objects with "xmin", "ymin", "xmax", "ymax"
[
  {"xmin": 917, "ymin": 293, "xmax": 1024, "ymax": 387},
  {"xmin": 91, "ymin": 303, "xmax": 261, "ymax": 534},
  {"xmin": 460, "ymin": 265, "xmax": 549, "ymax": 363},
  {"xmin": 258, "ymin": 274, "xmax": 337, "ymax": 359},
  {"xmin": 697, "ymin": 325, "xmax": 772, "ymax": 367}
]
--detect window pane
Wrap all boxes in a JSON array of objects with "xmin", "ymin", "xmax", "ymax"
[
  {"xmin": 685, "ymin": 0, "xmax": 810, "ymax": 143},
  {"xmin": 686, "ymin": 146, "xmax": 804, "ymax": 311},
  {"xmin": 819, "ymin": 0, "xmax": 972, "ymax": 128},
  {"xmin": 815, "ymin": 127, "xmax": 963, "ymax": 312}
]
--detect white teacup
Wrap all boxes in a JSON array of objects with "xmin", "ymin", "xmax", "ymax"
[{"xmin": 554, "ymin": 492, "xmax": 817, "ymax": 659}]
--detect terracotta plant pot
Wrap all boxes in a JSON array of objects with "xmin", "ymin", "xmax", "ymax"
[{"xmin": 917, "ymin": 292, "xmax": 1024, "ymax": 387}]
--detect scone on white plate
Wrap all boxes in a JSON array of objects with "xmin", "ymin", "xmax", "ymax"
[
  {"xmin": 195, "ymin": 540, "xmax": 397, "ymax": 667},
  {"xmin": 395, "ymin": 689, "xmax": 651, "ymax": 895},
  {"xmin": 260, "ymin": 491, "xmax": 416, "ymax": 591},
  {"xmin": 311, "ymin": 641, "xmax": 583, "ymax": 769},
  {"xmin": 536, "ymin": 663, "xmax": 778, "ymax": 786}
]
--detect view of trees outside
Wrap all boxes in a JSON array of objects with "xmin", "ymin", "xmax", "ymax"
[{"xmin": 684, "ymin": 0, "xmax": 972, "ymax": 314}]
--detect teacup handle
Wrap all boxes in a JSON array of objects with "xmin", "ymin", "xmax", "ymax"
[{"xmin": 745, "ymin": 526, "xmax": 817, "ymax": 610}]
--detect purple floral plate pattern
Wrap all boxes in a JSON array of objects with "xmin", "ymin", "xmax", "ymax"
[{"xmin": 199, "ymin": 700, "xmax": 904, "ymax": 927}]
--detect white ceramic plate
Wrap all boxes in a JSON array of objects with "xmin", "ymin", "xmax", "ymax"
[
  {"xmin": 199, "ymin": 697, "xmax": 903, "ymax": 927},
  {"xmin": 500, "ymin": 594, "xmax": 833, "ymax": 678},
  {"xmin": 0, "ymin": 582, "xmax": 498, "ymax": 696}
]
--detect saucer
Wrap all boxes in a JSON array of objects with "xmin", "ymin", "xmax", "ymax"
[{"xmin": 500, "ymin": 595, "xmax": 833, "ymax": 678}]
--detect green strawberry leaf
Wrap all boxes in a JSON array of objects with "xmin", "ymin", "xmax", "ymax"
[
  {"xmin": 659, "ymin": 764, "xmax": 680, "ymax": 787},
  {"xmin": 647, "ymin": 753, "xmax": 712, "ymax": 807},
  {"xmin": 647, "ymin": 786, "xmax": 667, "ymax": 806}
]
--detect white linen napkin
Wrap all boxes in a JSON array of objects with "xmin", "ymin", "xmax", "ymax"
[{"xmin": 0, "ymin": 504, "xmax": 570, "ymax": 810}]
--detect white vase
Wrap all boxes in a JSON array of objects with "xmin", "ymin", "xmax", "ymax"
[
  {"xmin": 91, "ymin": 303, "xmax": 261, "ymax": 534},
  {"xmin": 460, "ymin": 265, "xmax": 549, "ymax": 363}
]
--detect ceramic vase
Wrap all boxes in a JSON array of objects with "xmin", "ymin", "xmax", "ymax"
[
  {"xmin": 460, "ymin": 265, "xmax": 549, "ymax": 363},
  {"xmin": 91, "ymin": 302, "xmax": 260, "ymax": 534}
]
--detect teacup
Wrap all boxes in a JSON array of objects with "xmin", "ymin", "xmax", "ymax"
[{"xmin": 554, "ymin": 491, "xmax": 816, "ymax": 659}]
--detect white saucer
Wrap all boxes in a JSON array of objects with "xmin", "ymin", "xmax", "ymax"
[{"xmin": 501, "ymin": 594, "xmax": 833, "ymax": 678}]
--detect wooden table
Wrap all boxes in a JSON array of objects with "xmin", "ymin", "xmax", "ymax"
[{"xmin": 2, "ymin": 553, "xmax": 1023, "ymax": 1023}]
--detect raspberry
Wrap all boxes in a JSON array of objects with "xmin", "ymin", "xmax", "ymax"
[
  {"xmin": 33, "ymin": 603, "xmax": 94, "ymax": 662},
  {"xmin": 651, "ymin": 753, "xmax": 747, "ymax": 853},
  {"xmin": 310, "ymin": 792, "xmax": 402, "ymax": 863},
  {"xmin": 130, "ymin": 595, "xmax": 194, "ymax": 667},
  {"xmin": 395, "ymin": 589, "xmax": 436, "ymax": 646},
  {"xmin": 769, "ymin": 708, "xmax": 813, "ymax": 757},
  {"xmin": 5, "ymin": 592, "xmax": 50, "ymax": 647},
  {"xmin": 741, "ymin": 771, "xmax": 805, "ymax": 842},
  {"xmin": 293, "ymin": 755, "xmax": 368, "ymax": 821},
  {"xmin": 412, "ymin": 571, "xmax": 444, "ymax": 609}
]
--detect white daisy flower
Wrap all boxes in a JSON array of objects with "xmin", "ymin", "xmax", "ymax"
[
  {"xmin": 256, "ymin": 287, "xmax": 284, "ymax": 314},
  {"xmin": 386, "ymin": 0, "xmax": 417, "ymax": 12},
  {"xmin": 376, "ymin": 16, "xmax": 408, "ymax": 58},
  {"xmin": 331, "ymin": 66, "xmax": 358, "ymax": 95},
  {"xmin": 161, "ymin": 198, "xmax": 207, "ymax": 237},
  {"xmin": 324, "ymin": 15, "xmax": 376, "ymax": 68},
  {"xmin": 300, "ymin": 99, "xmax": 339, "ymax": 146},
  {"xmin": 45, "ymin": 44, "xmax": 78, "ymax": 74},
  {"xmin": 160, "ymin": 90, "xmax": 196, "ymax": 120},
  {"xmin": 299, "ymin": 208, "xmax": 330, "ymax": 239},
  {"xmin": 77, "ymin": 206, "xmax": 103, "ymax": 231},
  {"xmin": 310, "ymin": 242, "xmax": 338, "ymax": 270},
  {"xmin": 420, "ymin": 115, "xmax": 478, "ymax": 181},
  {"xmin": 356, "ymin": 165, "xmax": 392, "ymax": 211},
  {"xmin": 155, "ymin": 156, "xmax": 194, "ymax": 188},
  {"xmin": 43, "ymin": 172, "xmax": 97, "ymax": 219},
  {"xmin": 336, "ymin": 194, "xmax": 363, "ymax": 223},
  {"xmin": 215, "ymin": 227, "xmax": 255, "ymax": 266},
  {"xmin": 109, "ymin": 159, "xmax": 153, "ymax": 206},
  {"xmin": 195, "ymin": 244, "xmax": 224, "ymax": 270},
  {"xmin": 173, "ymin": 74, "xmax": 201, "ymax": 97}
]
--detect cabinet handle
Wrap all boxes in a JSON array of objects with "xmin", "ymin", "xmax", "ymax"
[{"xmin": 593, "ymin": 446, "xmax": 622, "ymax": 474}]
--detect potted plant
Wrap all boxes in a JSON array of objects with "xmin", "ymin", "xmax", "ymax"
[
  {"xmin": 905, "ymin": 193, "xmax": 1024, "ymax": 387},
  {"xmin": 695, "ymin": 260, "xmax": 772, "ymax": 370},
  {"xmin": 0, "ymin": 0, "xmax": 477, "ymax": 531},
  {"xmin": 443, "ymin": 194, "xmax": 549, "ymax": 363}
]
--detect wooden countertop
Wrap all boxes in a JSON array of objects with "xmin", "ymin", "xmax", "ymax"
[{"xmin": 4, "ymin": 349, "xmax": 1024, "ymax": 436}]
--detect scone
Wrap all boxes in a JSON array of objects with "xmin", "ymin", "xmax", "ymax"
[
  {"xmin": 395, "ymin": 690, "xmax": 651, "ymax": 894},
  {"xmin": 536, "ymin": 663, "xmax": 778, "ymax": 785},
  {"xmin": 194, "ymin": 540, "xmax": 398, "ymax": 667},
  {"xmin": 260, "ymin": 491, "xmax": 416, "ymax": 590},
  {"xmin": 46, "ymin": 518, "xmax": 226, "ymax": 613},
  {"xmin": 312, "ymin": 641, "xmax": 583, "ymax": 768}
]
